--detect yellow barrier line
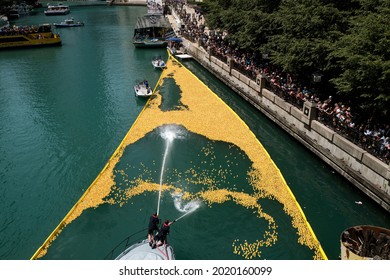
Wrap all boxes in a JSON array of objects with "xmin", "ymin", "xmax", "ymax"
[
  {"xmin": 171, "ymin": 52, "xmax": 328, "ymax": 260},
  {"xmin": 30, "ymin": 75, "xmax": 164, "ymax": 260}
]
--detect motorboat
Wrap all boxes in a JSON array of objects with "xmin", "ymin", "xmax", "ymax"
[
  {"xmin": 134, "ymin": 80, "xmax": 152, "ymax": 97},
  {"xmin": 53, "ymin": 18, "xmax": 84, "ymax": 28},
  {"xmin": 152, "ymin": 57, "xmax": 166, "ymax": 69},
  {"xmin": 167, "ymin": 37, "xmax": 192, "ymax": 59},
  {"xmin": 115, "ymin": 239, "xmax": 175, "ymax": 260},
  {"xmin": 0, "ymin": 24, "xmax": 61, "ymax": 49},
  {"xmin": 44, "ymin": 3, "xmax": 70, "ymax": 16}
]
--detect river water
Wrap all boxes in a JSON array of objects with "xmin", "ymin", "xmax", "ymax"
[{"xmin": 0, "ymin": 4, "xmax": 389, "ymax": 260}]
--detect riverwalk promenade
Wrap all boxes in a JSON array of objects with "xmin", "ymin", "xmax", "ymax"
[
  {"xmin": 108, "ymin": 0, "xmax": 146, "ymax": 6},
  {"xmin": 165, "ymin": 3, "xmax": 390, "ymax": 212}
]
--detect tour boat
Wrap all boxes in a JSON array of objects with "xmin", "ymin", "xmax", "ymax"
[
  {"xmin": 132, "ymin": 13, "xmax": 174, "ymax": 48},
  {"xmin": 134, "ymin": 81, "xmax": 152, "ymax": 97},
  {"xmin": 6, "ymin": 3, "xmax": 32, "ymax": 20},
  {"xmin": 44, "ymin": 3, "xmax": 70, "ymax": 16},
  {"xmin": 53, "ymin": 18, "xmax": 84, "ymax": 28},
  {"xmin": 0, "ymin": 24, "xmax": 61, "ymax": 49}
]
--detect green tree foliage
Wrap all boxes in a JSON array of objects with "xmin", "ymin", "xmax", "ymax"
[
  {"xmin": 263, "ymin": 0, "xmax": 345, "ymax": 82},
  {"xmin": 329, "ymin": 2, "xmax": 390, "ymax": 118},
  {"xmin": 201, "ymin": 0, "xmax": 389, "ymax": 120}
]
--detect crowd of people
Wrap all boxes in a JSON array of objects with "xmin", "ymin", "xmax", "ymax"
[
  {"xmin": 0, "ymin": 24, "xmax": 39, "ymax": 36},
  {"xmin": 167, "ymin": 1, "xmax": 389, "ymax": 163}
]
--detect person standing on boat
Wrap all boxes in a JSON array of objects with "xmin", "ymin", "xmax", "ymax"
[
  {"xmin": 148, "ymin": 212, "xmax": 159, "ymax": 246},
  {"xmin": 152, "ymin": 219, "xmax": 175, "ymax": 249}
]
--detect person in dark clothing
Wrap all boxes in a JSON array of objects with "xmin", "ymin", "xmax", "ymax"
[
  {"xmin": 152, "ymin": 219, "xmax": 175, "ymax": 248},
  {"xmin": 148, "ymin": 213, "xmax": 159, "ymax": 245}
]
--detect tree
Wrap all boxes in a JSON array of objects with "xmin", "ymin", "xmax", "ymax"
[
  {"xmin": 200, "ymin": 0, "xmax": 390, "ymax": 120},
  {"xmin": 262, "ymin": 0, "xmax": 345, "ymax": 83},
  {"xmin": 329, "ymin": 2, "xmax": 390, "ymax": 119}
]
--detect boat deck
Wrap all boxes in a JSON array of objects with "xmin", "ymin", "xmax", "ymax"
[{"xmin": 115, "ymin": 239, "xmax": 175, "ymax": 260}]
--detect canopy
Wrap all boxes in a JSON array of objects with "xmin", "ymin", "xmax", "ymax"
[{"xmin": 167, "ymin": 37, "xmax": 182, "ymax": 42}]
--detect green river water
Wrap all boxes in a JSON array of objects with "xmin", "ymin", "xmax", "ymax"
[{"xmin": 0, "ymin": 4, "xmax": 389, "ymax": 260}]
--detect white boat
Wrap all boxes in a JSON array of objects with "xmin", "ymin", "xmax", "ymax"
[
  {"xmin": 0, "ymin": 16, "xmax": 9, "ymax": 29},
  {"xmin": 44, "ymin": 3, "xmax": 70, "ymax": 16},
  {"xmin": 176, "ymin": 54, "xmax": 193, "ymax": 59},
  {"xmin": 53, "ymin": 18, "xmax": 84, "ymax": 28},
  {"xmin": 115, "ymin": 239, "xmax": 175, "ymax": 260},
  {"xmin": 134, "ymin": 81, "xmax": 152, "ymax": 97},
  {"xmin": 152, "ymin": 58, "xmax": 166, "ymax": 69}
]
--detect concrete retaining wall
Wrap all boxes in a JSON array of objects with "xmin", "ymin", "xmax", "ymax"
[{"xmin": 184, "ymin": 40, "xmax": 390, "ymax": 212}]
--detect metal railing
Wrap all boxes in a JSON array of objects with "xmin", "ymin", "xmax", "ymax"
[{"xmin": 103, "ymin": 227, "xmax": 148, "ymax": 260}]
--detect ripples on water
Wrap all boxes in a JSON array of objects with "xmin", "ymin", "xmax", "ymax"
[
  {"xmin": 1, "ymin": 5, "xmax": 389, "ymax": 260},
  {"xmin": 0, "ymin": 6, "xmax": 166, "ymax": 259}
]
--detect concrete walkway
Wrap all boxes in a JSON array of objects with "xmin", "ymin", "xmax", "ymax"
[{"xmin": 109, "ymin": 0, "xmax": 146, "ymax": 6}]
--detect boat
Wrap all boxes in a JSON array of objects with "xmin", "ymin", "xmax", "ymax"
[
  {"xmin": 53, "ymin": 18, "xmax": 84, "ymax": 28},
  {"xmin": 340, "ymin": 225, "xmax": 390, "ymax": 260},
  {"xmin": 152, "ymin": 57, "xmax": 166, "ymax": 69},
  {"xmin": 0, "ymin": 16, "xmax": 9, "ymax": 29},
  {"xmin": 103, "ymin": 227, "xmax": 176, "ymax": 260},
  {"xmin": 115, "ymin": 239, "xmax": 175, "ymax": 260},
  {"xmin": 6, "ymin": 3, "xmax": 33, "ymax": 20},
  {"xmin": 132, "ymin": 14, "xmax": 174, "ymax": 48},
  {"xmin": 134, "ymin": 80, "xmax": 153, "ymax": 97},
  {"xmin": 0, "ymin": 24, "xmax": 61, "ymax": 50},
  {"xmin": 7, "ymin": 9, "xmax": 20, "ymax": 20},
  {"xmin": 44, "ymin": 3, "xmax": 70, "ymax": 16},
  {"xmin": 167, "ymin": 37, "xmax": 192, "ymax": 59},
  {"xmin": 132, "ymin": 0, "xmax": 175, "ymax": 48}
]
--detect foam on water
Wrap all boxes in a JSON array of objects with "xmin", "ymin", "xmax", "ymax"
[{"xmin": 172, "ymin": 192, "xmax": 201, "ymax": 214}]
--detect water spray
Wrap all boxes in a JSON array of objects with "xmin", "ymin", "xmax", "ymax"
[
  {"xmin": 156, "ymin": 125, "xmax": 186, "ymax": 215},
  {"xmin": 171, "ymin": 192, "xmax": 201, "ymax": 222}
]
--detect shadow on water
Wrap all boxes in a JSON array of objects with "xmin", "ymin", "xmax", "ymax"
[{"xmin": 158, "ymin": 78, "xmax": 189, "ymax": 111}]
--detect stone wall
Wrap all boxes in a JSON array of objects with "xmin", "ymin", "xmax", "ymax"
[{"xmin": 183, "ymin": 40, "xmax": 390, "ymax": 212}]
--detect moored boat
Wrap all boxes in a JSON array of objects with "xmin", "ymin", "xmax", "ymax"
[
  {"xmin": 132, "ymin": 0, "xmax": 174, "ymax": 48},
  {"xmin": 132, "ymin": 14, "xmax": 174, "ymax": 48},
  {"xmin": 6, "ymin": 3, "xmax": 33, "ymax": 20},
  {"xmin": 44, "ymin": 3, "xmax": 70, "ymax": 16},
  {"xmin": 0, "ymin": 24, "xmax": 61, "ymax": 49},
  {"xmin": 53, "ymin": 18, "xmax": 84, "ymax": 28}
]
